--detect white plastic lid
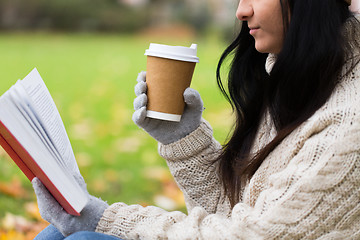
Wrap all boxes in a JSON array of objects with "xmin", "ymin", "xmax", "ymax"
[{"xmin": 145, "ymin": 43, "xmax": 199, "ymax": 63}]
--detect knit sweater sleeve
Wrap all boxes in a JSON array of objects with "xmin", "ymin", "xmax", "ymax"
[{"xmin": 157, "ymin": 119, "xmax": 228, "ymax": 214}]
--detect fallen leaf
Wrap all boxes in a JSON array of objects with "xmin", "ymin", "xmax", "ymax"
[
  {"xmin": 116, "ymin": 170, "xmax": 134, "ymax": 183},
  {"xmin": 104, "ymin": 169, "xmax": 119, "ymax": 183},
  {"xmin": 1, "ymin": 211, "xmax": 49, "ymax": 240},
  {"xmin": 0, "ymin": 146, "xmax": 7, "ymax": 158},
  {"xmin": 141, "ymin": 150, "xmax": 159, "ymax": 165},
  {"xmin": 144, "ymin": 167, "xmax": 185, "ymax": 209},
  {"xmin": 163, "ymin": 181, "xmax": 185, "ymax": 207},
  {"xmin": 154, "ymin": 195, "xmax": 177, "ymax": 211},
  {"xmin": 94, "ymin": 122, "xmax": 112, "ymax": 138},
  {"xmin": 24, "ymin": 202, "xmax": 42, "ymax": 221},
  {"xmin": 113, "ymin": 136, "xmax": 142, "ymax": 153},
  {"xmin": 109, "ymin": 102, "xmax": 131, "ymax": 135},
  {"xmin": 24, "ymin": 222, "xmax": 49, "ymax": 240},
  {"xmin": 70, "ymin": 119, "xmax": 93, "ymax": 140},
  {"xmin": 91, "ymin": 178, "xmax": 108, "ymax": 193},
  {"xmin": 0, "ymin": 229, "xmax": 26, "ymax": 240},
  {"xmin": 1, "ymin": 213, "xmax": 31, "ymax": 232},
  {"xmin": 68, "ymin": 102, "xmax": 85, "ymax": 122},
  {"xmin": 0, "ymin": 178, "xmax": 27, "ymax": 198},
  {"xmin": 89, "ymin": 80, "xmax": 111, "ymax": 97},
  {"xmin": 75, "ymin": 152, "xmax": 92, "ymax": 168},
  {"xmin": 143, "ymin": 167, "xmax": 172, "ymax": 182}
]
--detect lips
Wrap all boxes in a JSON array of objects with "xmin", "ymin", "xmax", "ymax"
[{"xmin": 249, "ymin": 27, "xmax": 260, "ymax": 35}]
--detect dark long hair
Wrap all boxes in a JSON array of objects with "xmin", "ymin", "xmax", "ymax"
[{"xmin": 216, "ymin": 0, "xmax": 360, "ymax": 207}]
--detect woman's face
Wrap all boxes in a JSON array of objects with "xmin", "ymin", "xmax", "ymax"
[{"xmin": 236, "ymin": 0, "xmax": 285, "ymax": 54}]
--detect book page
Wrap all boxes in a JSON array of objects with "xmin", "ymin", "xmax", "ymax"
[
  {"xmin": 18, "ymin": 68, "xmax": 80, "ymax": 175},
  {"xmin": 8, "ymin": 85, "xmax": 65, "ymax": 170}
]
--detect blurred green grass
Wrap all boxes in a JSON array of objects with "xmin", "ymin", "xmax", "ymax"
[{"xmin": 0, "ymin": 32, "xmax": 233, "ymax": 218}]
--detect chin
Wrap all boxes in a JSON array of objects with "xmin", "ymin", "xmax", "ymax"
[
  {"xmin": 254, "ymin": 47, "xmax": 269, "ymax": 54},
  {"xmin": 255, "ymin": 48, "xmax": 268, "ymax": 53},
  {"xmin": 255, "ymin": 47, "xmax": 280, "ymax": 54},
  {"xmin": 254, "ymin": 43, "xmax": 267, "ymax": 53},
  {"xmin": 255, "ymin": 43, "xmax": 281, "ymax": 54}
]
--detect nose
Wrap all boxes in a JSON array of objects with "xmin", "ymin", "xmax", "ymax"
[{"xmin": 236, "ymin": 0, "xmax": 253, "ymax": 21}]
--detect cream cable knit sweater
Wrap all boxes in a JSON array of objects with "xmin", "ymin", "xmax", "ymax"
[{"xmin": 96, "ymin": 38, "xmax": 360, "ymax": 240}]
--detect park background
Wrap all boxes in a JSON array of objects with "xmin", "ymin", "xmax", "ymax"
[{"xmin": 0, "ymin": 0, "xmax": 237, "ymax": 239}]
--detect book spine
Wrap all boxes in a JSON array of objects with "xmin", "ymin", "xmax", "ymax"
[{"xmin": 0, "ymin": 120, "xmax": 80, "ymax": 216}]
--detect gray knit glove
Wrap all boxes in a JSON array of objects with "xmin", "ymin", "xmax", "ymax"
[
  {"xmin": 133, "ymin": 71, "xmax": 204, "ymax": 145},
  {"xmin": 32, "ymin": 175, "xmax": 108, "ymax": 237}
]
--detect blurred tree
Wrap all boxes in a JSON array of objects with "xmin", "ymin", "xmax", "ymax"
[
  {"xmin": 0, "ymin": 0, "xmax": 234, "ymax": 33},
  {"xmin": 0, "ymin": 0, "xmax": 147, "ymax": 32}
]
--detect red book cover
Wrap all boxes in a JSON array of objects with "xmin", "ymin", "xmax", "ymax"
[
  {"xmin": 0, "ymin": 120, "xmax": 80, "ymax": 216},
  {"xmin": 0, "ymin": 134, "xmax": 35, "ymax": 181}
]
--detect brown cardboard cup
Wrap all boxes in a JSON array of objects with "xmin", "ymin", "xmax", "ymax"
[{"xmin": 144, "ymin": 43, "xmax": 199, "ymax": 122}]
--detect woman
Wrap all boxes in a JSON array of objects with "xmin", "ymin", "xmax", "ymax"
[{"xmin": 33, "ymin": 0, "xmax": 360, "ymax": 239}]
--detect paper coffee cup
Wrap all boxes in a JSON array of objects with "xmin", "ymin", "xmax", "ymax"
[{"xmin": 144, "ymin": 43, "xmax": 199, "ymax": 122}]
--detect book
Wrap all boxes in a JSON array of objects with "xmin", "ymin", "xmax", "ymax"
[{"xmin": 0, "ymin": 68, "xmax": 89, "ymax": 216}]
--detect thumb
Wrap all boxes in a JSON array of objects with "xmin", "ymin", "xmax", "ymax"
[
  {"xmin": 132, "ymin": 106, "xmax": 148, "ymax": 127},
  {"xmin": 32, "ymin": 177, "xmax": 49, "ymax": 198},
  {"xmin": 184, "ymin": 88, "xmax": 203, "ymax": 111},
  {"xmin": 32, "ymin": 177, "xmax": 64, "ymax": 218}
]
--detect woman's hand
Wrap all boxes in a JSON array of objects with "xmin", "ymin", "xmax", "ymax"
[
  {"xmin": 132, "ymin": 71, "xmax": 204, "ymax": 145},
  {"xmin": 32, "ymin": 175, "xmax": 108, "ymax": 237}
]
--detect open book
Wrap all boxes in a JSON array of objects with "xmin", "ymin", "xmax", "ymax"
[{"xmin": 0, "ymin": 68, "xmax": 89, "ymax": 216}]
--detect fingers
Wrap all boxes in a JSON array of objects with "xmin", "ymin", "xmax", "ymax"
[
  {"xmin": 183, "ymin": 88, "xmax": 204, "ymax": 111},
  {"xmin": 32, "ymin": 177, "xmax": 53, "ymax": 202},
  {"xmin": 132, "ymin": 106, "xmax": 147, "ymax": 126},
  {"xmin": 134, "ymin": 94, "xmax": 147, "ymax": 110},
  {"xmin": 133, "ymin": 70, "xmax": 148, "ymax": 127},
  {"xmin": 134, "ymin": 71, "xmax": 148, "ymax": 126},
  {"xmin": 135, "ymin": 81, "xmax": 147, "ymax": 97},
  {"xmin": 136, "ymin": 71, "xmax": 146, "ymax": 83},
  {"xmin": 32, "ymin": 177, "xmax": 58, "ymax": 207},
  {"xmin": 135, "ymin": 72, "xmax": 147, "ymax": 98},
  {"xmin": 32, "ymin": 177, "xmax": 46, "ymax": 195}
]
